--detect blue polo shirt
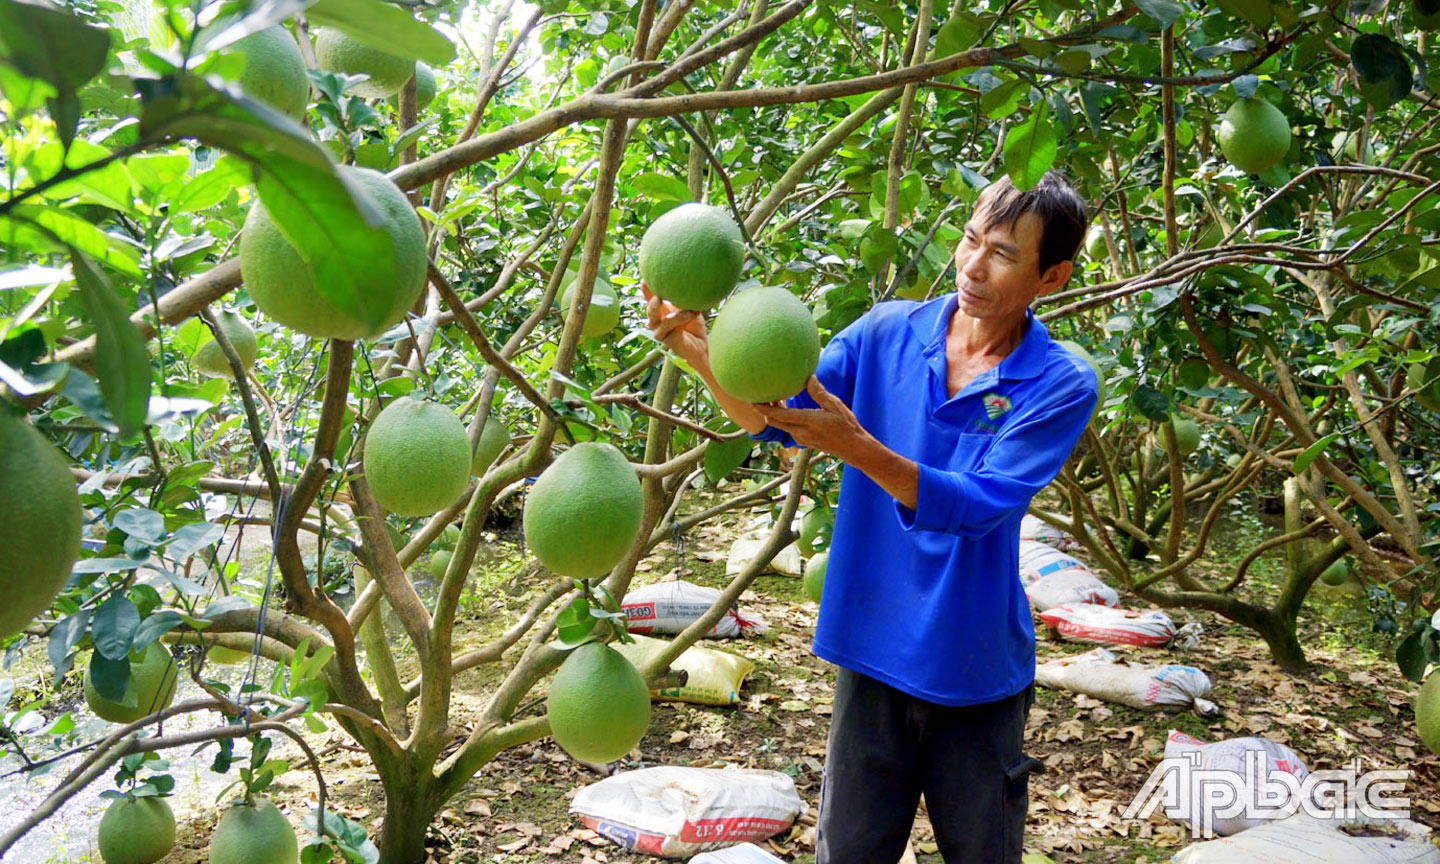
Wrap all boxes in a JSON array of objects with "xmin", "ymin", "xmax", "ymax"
[{"xmin": 753, "ymin": 294, "xmax": 1098, "ymax": 706}]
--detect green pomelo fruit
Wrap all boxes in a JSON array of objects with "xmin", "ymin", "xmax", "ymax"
[
  {"xmin": 1171, "ymin": 414, "xmax": 1201, "ymax": 455},
  {"xmin": 440, "ymin": 524, "xmax": 461, "ymax": 549},
  {"xmin": 797, "ymin": 505, "xmax": 833, "ymax": 558},
  {"xmin": 0, "ymin": 412, "xmax": 82, "ymax": 641},
  {"xmin": 708, "ymin": 286, "xmax": 821, "ymax": 404},
  {"xmin": 638, "ymin": 203, "xmax": 745, "ymax": 310},
  {"xmin": 387, "ymin": 62, "xmax": 437, "ymax": 111},
  {"xmin": 560, "ymin": 279, "xmax": 621, "ymax": 337},
  {"xmin": 314, "ymin": 29, "xmax": 415, "ymax": 98},
  {"xmin": 1319, "ymin": 559, "xmax": 1350, "ymax": 586},
  {"xmin": 804, "ymin": 551, "xmax": 828, "ymax": 604},
  {"xmin": 209, "ymin": 798, "xmax": 298, "ymax": 864},
  {"xmin": 1056, "ymin": 340, "xmax": 1106, "ymax": 422},
  {"xmin": 84, "ymin": 643, "xmax": 180, "ymax": 725},
  {"xmin": 1084, "ymin": 225, "xmax": 1108, "ymax": 260},
  {"xmin": 192, "ymin": 310, "xmax": 258, "ymax": 379},
  {"xmin": 547, "ymin": 642, "xmax": 652, "ymax": 764},
  {"xmin": 363, "ymin": 398, "xmax": 472, "ymax": 517},
  {"xmin": 430, "ymin": 549, "xmax": 453, "ymax": 580},
  {"xmin": 524, "ymin": 443, "xmax": 643, "ymax": 578},
  {"xmin": 1218, "ymin": 98, "xmax": 1291, "ymax": 174},
  {"xmin": 1331, "ymin": 130, "xmax": 1371, "ymax": 163},
  {"xmin": 1417, "ymin": 673, "xmax": 1440, "ymax": 757},
  {"xmin": 98, "ymin": 795, "xmax": 176, "ymax": 864},
  {"xmin": 207, "ymin": 645, "xmax": 251, "ymax": 665},
  {"xmin": 1225, "ymin": 453, "xmax": 1244, "ymax": 470},
  {"xmin": 225, "ymin": 26, "xmax": 309, "ymax": 119},
  {"xmin": 470, "ymin": 416, "xmax": 512, "ymax": 477},
  {"xmin": 241, "ymin": 166, "xmax": 425, "ymax": 340}
]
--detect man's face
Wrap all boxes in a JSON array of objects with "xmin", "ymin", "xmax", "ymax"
[{"xmin": 952, "ymin": 202, "xmax": 1071, "ymax": 321}]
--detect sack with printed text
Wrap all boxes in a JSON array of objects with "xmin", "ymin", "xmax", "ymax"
[
  {"xmin": 1020, "ymin": 512, "xmax": 1081, "ymax": 551},
  {"xmin": 1160, "ymin": 730, "xmax": 1311, "ymax": 836},
  {"xmin": 621, "ymin": 580, "xmax": 766, "ymax": 639},
  {"xmin": 1039, "ymin": 604, "xmax": 1202, "ymax": 649},
  {"xmin": 1020, "ymin": 541, "xmax": 1118, "ymax": 610}
]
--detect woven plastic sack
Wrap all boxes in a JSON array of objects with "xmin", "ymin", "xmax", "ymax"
[
  {"xmin": 571, "ymin": 766, "xmax": 803, "ymax": 858},
  {"xmin": 622, "ymin": 580, "xmax": 766, "ymax": 639},
  {"xmin": 1035, "ymin": 647, "xmax": 1218, "ymax": 714},
  {"xmin": 1020, "ymin": 513, "xmax": 1081, "ymax": 551},
  {"xmin": 1161, "ymin": 730, "xmax": 1310, "ymax": 836},
  {"xmin": 1039, "ymin": 604, "xmax": 1194, "ymax": 648},
  {"xmin": 612, "ymin": 634, "xmax": 755, "ymax": 706},
  {"xmin": 1172, "ymin": 811, "xmax": 1440, "ymax": 863}
]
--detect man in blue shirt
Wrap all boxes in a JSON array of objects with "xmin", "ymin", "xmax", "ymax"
[{"xmin": 646, "ymin": 172, "xmax": 1098, "ymax": 863}]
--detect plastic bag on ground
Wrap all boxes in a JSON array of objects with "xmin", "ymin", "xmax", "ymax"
[
  {"xmin": 1160, "ymin": 730, "xmax": 1310, "ymax": 836},
  {"xmin": 612, "ymin": 634, "xmax": 755, "ymax": 706},
  {"xmin": 1171, "ymin": 811, "xmax": 1440, "ymax": 864},
  {"xmin": 1020, "ymin": 513, "xmax": 1081, "ymax": 551},
  {"xmin": 726, "ymin": 533, "xmax": 803, "ymax": 579},
  {"xmin": 570, "ymin": 766, "xmax": 804, "ymax": 858},
  {"xmin": 688, "ymin": 843, "xmax": 788, "ymax": 863},
  {"xmin": 1035, "ymin": 647, "xmax": 1218, "ymax": 714},
  {"xmin": 1039, "ymin": 604, "xmax": 1201, "ymax": 649},
  {"xmin": 622, "ymin": 580, "xmax": 767, "ymax": 639}
]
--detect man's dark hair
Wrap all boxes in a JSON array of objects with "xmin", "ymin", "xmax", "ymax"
[{"xmin": 977, "ymin": 171, "xmax": 1088, "ymax": 274}]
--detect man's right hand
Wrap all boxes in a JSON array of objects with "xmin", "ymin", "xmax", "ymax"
[{"xmin": 644, "ymin": 282, "xmax": 709, "ymax": 369}]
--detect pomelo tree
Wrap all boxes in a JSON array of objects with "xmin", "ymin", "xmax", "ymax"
[{"xmin": 1, "ymin": 0, "xmax": 1438, "ymax": 861}]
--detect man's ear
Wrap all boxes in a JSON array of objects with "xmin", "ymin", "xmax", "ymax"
[{"xmin": 1036, "ymin": 260, "xmax": 1073, "ymax": 297}]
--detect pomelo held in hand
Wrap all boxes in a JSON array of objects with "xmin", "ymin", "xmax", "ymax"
[
  {"xmin": 0, "ymin": 411, "xmax": 82, "ymax": 641},
  {"xmin": 209, "ymin": 797, "xmax": 298, "ymax": 864},
  {"xmin": 524, "ymin": 443, "xmax": 643, "ymax": 578},
  {"xmin": 224, "ymin": 26, "xmax": 309, "ymax": 119},
  {"xmin": 241, "ymin": 165, "xmax": 426, "ymax": 341},
  {"xmin": 547, "ymin": 642, "xmax": 652, "ymax": 763},
  {"xmin": 84, "ymin": 643, "xmax": 180, "ymax": 725},
  {"xmin": 314, "ymin": 28, "xmax": 415, "ymax": 98},
  {"xmin": 191, "ymin": 310, "xmax": 258, "ymax": 379},
  {"xmin": 364, "ymin": 398, "xmax": 472, "ymax": 517},
  {"xmin": 98, "ymin": 795, "xmax": 176, "ymax": 864},
  {"xmin": 1218, "ymin": 97, "xmax": 1291, "ymax": 174},
  {"xmin": 638, "ymin": 203, "xmax": 745, "ymax": 310},
  {"xmin": 708, "ymin": 286, "xmax": 822, "ymax": 404}
]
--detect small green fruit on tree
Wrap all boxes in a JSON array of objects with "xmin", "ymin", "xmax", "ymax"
[
  {"xmin": 797, "ymin": 504, "xmax": 834, "ymax": 558},
  {"xmin": 1170, "ymin": 414, "xmax": 1201, "ymax": 456},
  {"xmin": 314, "ymin": 29, "xmax": 415, "ymax": 98},
  {"xmin": 98, "ymin": 795, "xmax": 176, "ymax": 864},
  {"xmin": 1218, "ymin": 97, "xmax": 1292, "ymax": 174},
  {"xmin": 83, "ymin": 643, "xmax": 180, "ymax": 725},
  {"xmin": 470, "ymin": 416, "xmax": 513, "ymax": 477},
  {"xmin": 208, "ymin": 798, "xmax": 299, "ymax": 864},
  {"xmin": 0, "ymin": 410, "xmax": 82, "ymax": 641},
  {"xmin": 523, "ymin": 443, "xmax": 644, "ymax": 578},
  {"xmin": 1319, "ymin": 559, "xmax": 1350, "ymax": 586},
  {"xmin": 224, "ymin": 26, "xmax": 309, "ymax": 119},
  {"xmin": 363, "ymin": 398, "xmax": 472, "ymax": 518},
  {"xmin": 804, "ymin": 551, "xmax": 828, "ymax": 604},
  {"xmin": 546, "ymin": 642, "xmax": 652, "ymax": 763},
  {"xmin": 191, "ymin": 310, "xmax": 258, "ymax": 379}
]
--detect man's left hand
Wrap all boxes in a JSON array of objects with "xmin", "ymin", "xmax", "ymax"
[{"xmin": 755, "ymin": 376, "xmax": 869, "ymax": 459}]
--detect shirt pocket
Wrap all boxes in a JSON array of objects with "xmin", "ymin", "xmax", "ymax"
[{"xmin": 936, "ymin": 431, "xmax": 997, "ymax": 475}]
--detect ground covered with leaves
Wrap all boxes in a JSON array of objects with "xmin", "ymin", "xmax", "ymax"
[{"xmin": 129, "ymin": 508, "xmax": 1439, "ymax": 864}]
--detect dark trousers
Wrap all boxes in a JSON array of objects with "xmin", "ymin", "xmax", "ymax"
[{"xmin": 814, "ymin": 668, "xmax": 1040, "ymax": 864}]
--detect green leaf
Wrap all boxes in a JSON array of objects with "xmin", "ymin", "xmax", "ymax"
[
  {"xmin": 172, "ymin": 157, "xmax": 247, "ymax": 213},
  {"xmin": 631, "ymin": 172, "xmax": 692, "ymax": 203},
  {"xmin": 306, "ymin": 0, "xmax": 456, "ymax": 65},
  {"xmin": 704, "ymin": 433, "xmax": 753, "ymax": 484},
  {"xmin": 1002, "ymin": 111, "xmax": 1057, "ymax": 191},
  {"xmin": 72, "ymin": 253, "xmax": 151, "ymax": 439},
  {"xmin": 1351, "ymin": 35, "xmax": 1413, "ymax": 110},
  {"xmin": 88, "ymin": 650, "xmax": 131, "ymax": 703},
  {"xmin": 933, "ymin": 16, "xmax": 981, "ymax": 57},
  {"xmin": 48, "ymin": 610, "xmax": 90, "ymax": 676},
  {"xmin": 1133, "ymin": 384, "xmax": 1171, "ymax": 422},
  {"xmin": 141, "ymin": 77, "xmax": 398, "ymax": 334},
  {"xmin": 115, "ymin": 508, "xmax": 165, "ymax": 541},
  {"xmin": 1134, "ymin": 0, "xmax": 1187, "ymax": 28},
  {"xmin": 1292, "ymin": 432, "xmax": 1340, "ymax": 474},
  {"xmin": 556, "ymin": 594, "xmax": 597, "ymax": 647},
  {"xmin": 2, "ymin": 206, "xmax": 142, "ymax": 277},
  {"xmin": 1397, "ymin": 630, "xmax": 1426, "ymax": 682},
  {"xmin": 981, "ymin": 80, "xmax": 1026, "ymax": 119},
  {"xmin": 0, "ymin": 1, "xmax": 110, "ymax": 98},
  {"xmin": 133, "ymin": 611, "xmax": 185, "ymax": 649},
  {"xmin": 1211, "ymin": 0, "xmax": 1273, "ymax": 29}
]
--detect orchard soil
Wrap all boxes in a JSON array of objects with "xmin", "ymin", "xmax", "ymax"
[{"xmin": 37, "ymin": 494, "xmax": 1440, "ymax": 864}]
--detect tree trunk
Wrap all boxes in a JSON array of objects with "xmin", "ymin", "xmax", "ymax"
[
  {"xmin": 1254, "ymin": 611, "xmax": 1309, "ymax": 673},
  {"xmin": 374, "ymin": 758, "xmax": 440, "ymax": 864}
]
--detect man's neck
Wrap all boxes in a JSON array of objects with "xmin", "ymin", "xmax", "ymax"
[{"xmin": 947, "ymin": 305, "xmax": 1029, "ymax": 361}]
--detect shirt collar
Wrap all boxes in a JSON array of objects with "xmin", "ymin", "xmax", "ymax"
[{"xmin": 906, "ymin": 293, "xmax": 1052, "ymax": 381}]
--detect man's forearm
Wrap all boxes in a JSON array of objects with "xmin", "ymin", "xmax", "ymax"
[
  {"xmin": 840, "ymin": 433, "xmax": 919, "ymax": 511},
  {"xmin": 690, "ymin": 357, "xmax": 769, "ymax": 436}
]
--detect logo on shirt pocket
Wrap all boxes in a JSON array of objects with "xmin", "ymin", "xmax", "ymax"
[{"xmin": 982, "ymin": 393, "xmax": 1012, "ymax": 420}]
